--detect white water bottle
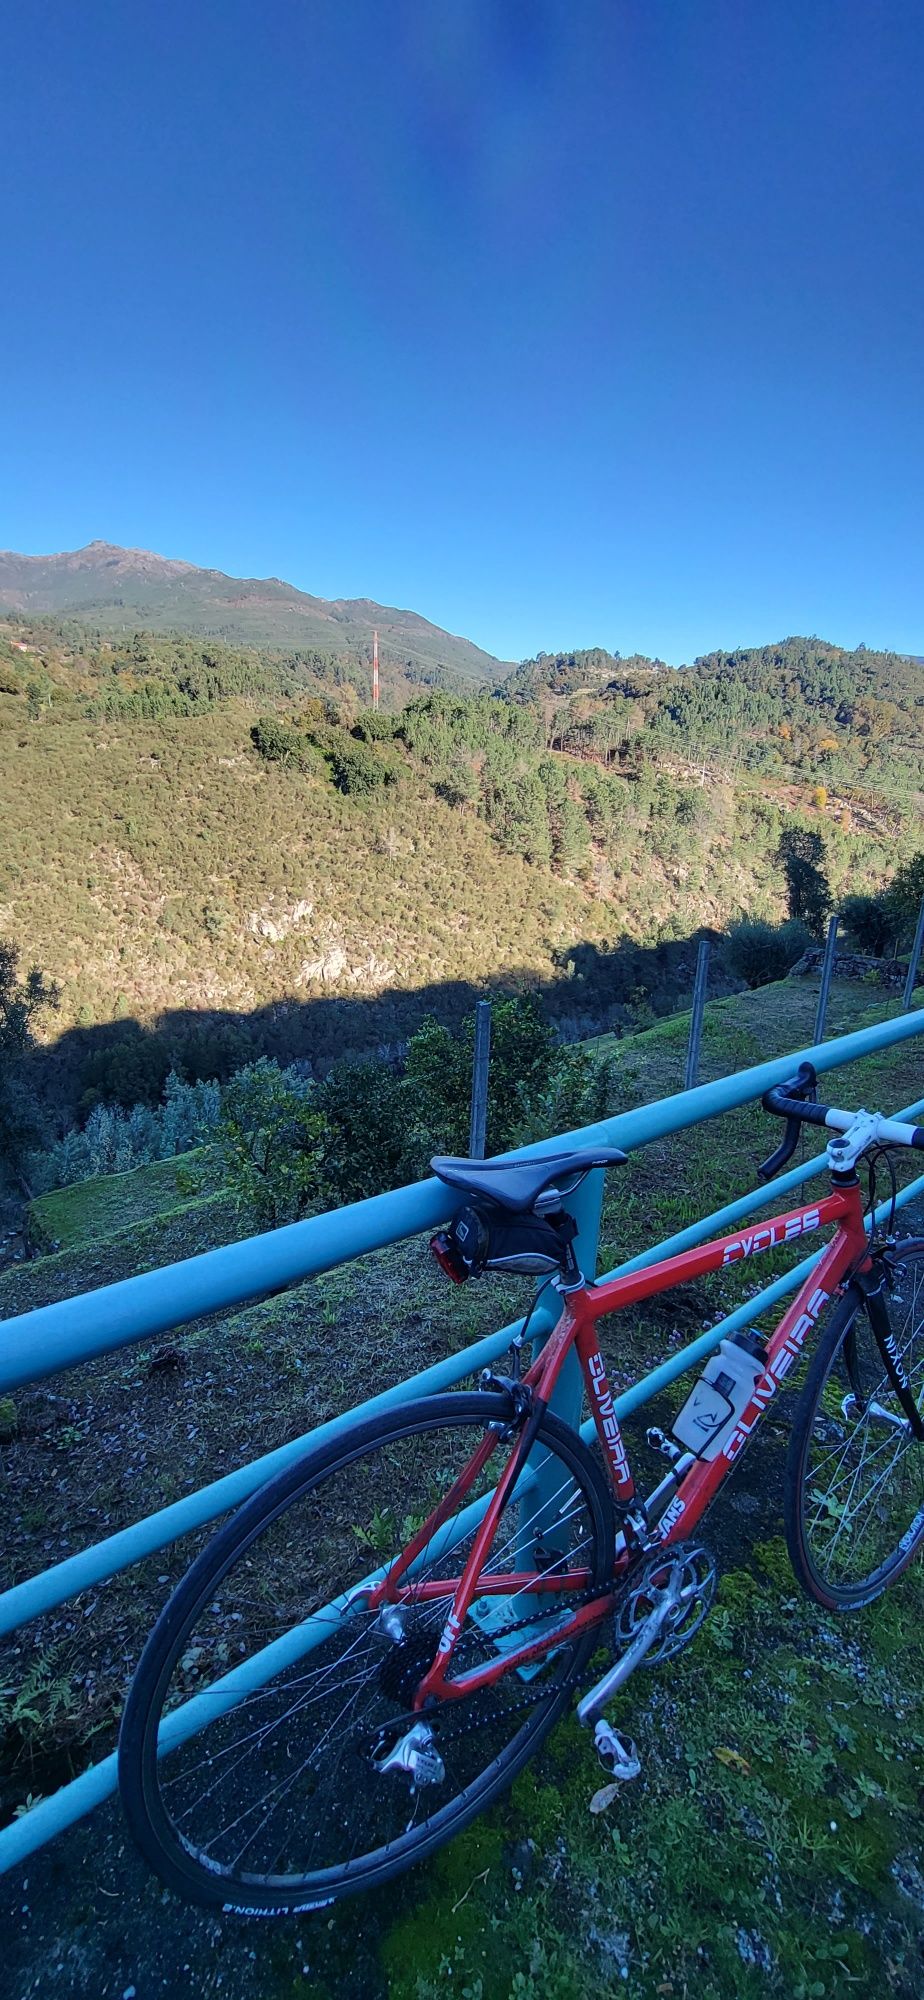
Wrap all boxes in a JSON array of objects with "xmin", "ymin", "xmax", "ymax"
[{"xmin": 671, "ymin": 1330, "xmax": 768, "ymax": 1460}]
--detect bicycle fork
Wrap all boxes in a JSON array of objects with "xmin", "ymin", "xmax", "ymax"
[{"xmin": 854, "ymin": 1266, "xmax": 924, "ymax": 1440}]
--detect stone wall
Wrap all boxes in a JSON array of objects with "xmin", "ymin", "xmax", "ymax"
[{"xmin": 789, "ymin": 949, "xmax": 908, "ymax": 989}]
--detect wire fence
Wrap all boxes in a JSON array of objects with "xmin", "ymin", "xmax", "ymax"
[{"xmin": 0, "ymin": 1006, "xmax": 923, "ymax": 1872}]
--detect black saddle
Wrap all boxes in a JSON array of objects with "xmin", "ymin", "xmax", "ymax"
[{"xmin": 430, "ymin": 1146, "xmax": 628, "ymax": 1216}]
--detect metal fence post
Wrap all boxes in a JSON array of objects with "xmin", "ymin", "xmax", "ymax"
[
  {"xmin": 521, "ymin": 1164, "xmax": 605, "ymax": 1562},
  {"xmin": 812, "ymin": 914, "xmax": 839, "ymax": 1045},
  {"xmin": 469, "ymin": 1000, "xmax": 492, "ymax": 1158},
  {"xmin": 902, "ymin": 898, "xmax": 924, "ymax": 1013},
  {"xmin": 527, "ymin": 1169, "xmax": 605, "ymax": 1439},
  {"xmin": 683, "ymin": 939, "xmax": 710, "ymax": 1090}
]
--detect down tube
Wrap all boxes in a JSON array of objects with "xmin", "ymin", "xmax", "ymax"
[{"xmin": 656, "ymin": 1224, "xmax": 861, "ymax": 1546}]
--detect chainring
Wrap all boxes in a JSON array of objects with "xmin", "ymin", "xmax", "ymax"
[{"xmin": 614, "ymin": 1541, "xmax": 716, "ymax": 1665}]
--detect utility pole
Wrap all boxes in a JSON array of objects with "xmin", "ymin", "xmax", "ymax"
[{"xmin": 372, "ymin": 629, "xmax": 379, "ymax": 712}]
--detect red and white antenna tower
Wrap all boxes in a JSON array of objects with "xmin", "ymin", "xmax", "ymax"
[{"xmin": 372, "ymin": 628, "xmax": 380, "ymax": 712}]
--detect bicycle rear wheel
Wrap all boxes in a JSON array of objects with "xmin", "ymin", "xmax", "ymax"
[
  {"xmin": 118, "ymin": 1392, "xmax": 612, "ymax": 1913},
  {"xmin": 785, "ymin": 1239, "xmax": 924, "ymax": 1610}
]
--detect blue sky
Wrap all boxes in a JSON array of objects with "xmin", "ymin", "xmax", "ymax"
[{"xmin": 2, "ymin": 1, "xmax": 921, "ymax": 663}]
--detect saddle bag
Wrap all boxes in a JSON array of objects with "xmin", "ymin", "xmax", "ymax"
[{"xmin": 431, "ymin": 1200, "xmax": 574, "ymax": 1282}]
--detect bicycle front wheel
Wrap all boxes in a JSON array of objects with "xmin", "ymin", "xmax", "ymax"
[
  {"xmin": 118, "ymin": 1392, "xmax": 612, "ymax": 1913},
  {"xmin": 785, "ymin": 1239, "xmax": 924, "ymax": 1610}
]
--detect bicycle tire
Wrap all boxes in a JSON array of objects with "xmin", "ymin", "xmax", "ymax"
[
  {"xmin": 785, "ymin": 1238, "xmax": 924, "ymax": 1610},
  {"xmin": 118, "ymin": 1391, "xmax": 613, "ymax": 1913}
]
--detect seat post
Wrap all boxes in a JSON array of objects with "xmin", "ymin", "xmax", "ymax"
[
  {"xmin": 538, "ymin": 1167, "xmax": 603, "ymax": 1421},
  {"xmin": 516, "ymin": 1167, "xmax": 605, "ymax": 1567}
]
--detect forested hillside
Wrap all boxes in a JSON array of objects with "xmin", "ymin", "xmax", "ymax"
[
  {"xmin": 0, "ymin": 542, "xmax": 507, "ymax": 682},
  {"xmin": 511, "ymin": 637, "xmax": 924, "ymax": 807},
  {"xmin": 0, "ymin": 614, "xmax": 921, "ymax": 1120}
]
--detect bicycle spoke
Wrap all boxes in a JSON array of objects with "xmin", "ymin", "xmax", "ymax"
[
  {"xmin": 124, "ymin": 1401, "xmax": 606, "ymax": 1898},
  {"xmin": 797, "ymin": 1251, "xmax": 924, "ymax": 1598}
]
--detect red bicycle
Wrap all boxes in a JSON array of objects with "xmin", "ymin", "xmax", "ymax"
[{"xmin": 119, "ymin": 1066, "xmax": 924, "ymax": 1914}]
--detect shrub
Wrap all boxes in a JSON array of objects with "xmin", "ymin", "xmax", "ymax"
[
  {"xmin": 511, "ymin": 1044, "xmax": 621, "ymax": 1146},
  {"xmin": 840, "ymin": 892, "xmax": 897, "ymax": 957},
  {"xmin": 724, "ymin": 919, "xmax": 813, "ymax": 989}
]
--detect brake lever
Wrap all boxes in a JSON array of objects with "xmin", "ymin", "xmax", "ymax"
[{"xmin": 757, "ymin": 1062, "xmax": 818, "ymax": 1182}]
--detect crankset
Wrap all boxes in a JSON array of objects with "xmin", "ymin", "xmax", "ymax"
[
  {"xmin": 615, "ymin": 1542, "xmax": 717, "ymax": 1666},
  {"xmin": 576, "ymin": 1541, "xmax": 716, "ymax": 1735}
]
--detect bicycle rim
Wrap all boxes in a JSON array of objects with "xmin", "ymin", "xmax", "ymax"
[
  {"xmin": 788, "ymin": 1241, "xmax": 924, "ymax": 1609},
  {"xmin": 118, "ymin": 1393, "xmax": 612, "ymax": 1911}
]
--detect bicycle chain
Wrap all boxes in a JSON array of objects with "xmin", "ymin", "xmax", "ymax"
[
  {"xmin": 357, "ymin": 1537, "xmax": 713, "ymax": 1754},
  {"xmin": 355, "ymin": 1577, "xmax": 618, "ymax": 1755}
]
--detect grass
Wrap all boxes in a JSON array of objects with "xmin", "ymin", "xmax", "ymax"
[
  {"xmin": 27, "ymin": 1148, "xmax": 217, "ymax": 1253},
  {"xmin": 375, "ymin": 1543, "xmax": 924, "ymax": 2000},
  {"xmin": 1, "ymin": 972, "xmax": 923, "ymax": 1995}
]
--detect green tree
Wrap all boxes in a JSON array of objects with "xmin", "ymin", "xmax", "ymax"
[
  {"xmin": 25, "ymin": 673, "xmax": 53, "ymax": 721},
  {"xmin": 212, "ymin": 1059, "xmax": 325, "ymax": 1226},
  {"xmin": 0, "ymin": 942, "xmax": 60, "ymax": 1174},
  {"xmin": 401, "ymin": 1016, "xmax": 470, "ymax": 1162},
  {"xmin": 251, "ymin": 715, "xmax": 301, "ymax": 763},
  {"xmin": 776, "ymin": 827, "xmax": 831, "ymax": 937},
  {"xmin": 316, "ymin": 1058, "xmax": 407, "ymax": 1204},
  {"xmin": 840, "ymin": 893, "xmax": 897, "ymax": 957},
  {"xmin": 401, "ymin": 994, "xmax": 557, "ymax": 1168},
  {"xmin": 887, "ymin": 852, "xmax": 924, "ymax": 944},
  {"xmin": 326, "ymin": 738, "xmax": 398, "ymax": 797}
]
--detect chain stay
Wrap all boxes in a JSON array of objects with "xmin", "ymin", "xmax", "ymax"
[{"xmin": 358, "ymin": 1539, "xmax": 713, "ymax": 1757}]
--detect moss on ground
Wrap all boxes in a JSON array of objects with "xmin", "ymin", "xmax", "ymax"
[
  {"xmin": 374, "ymin": 1544, "xmax": 924, "ymax": 2000},
  {"xmin": 2, "ymin": 973, "xmax": 923, "ymax": 1995}
]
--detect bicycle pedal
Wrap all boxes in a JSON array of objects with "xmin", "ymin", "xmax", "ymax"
[{"xmin": 594, "ymin": 1719, "xmax": 641, "ymax": 1781}]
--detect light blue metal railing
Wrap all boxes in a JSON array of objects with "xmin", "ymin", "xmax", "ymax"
[{"xmin": 0, "ymin": 1004, "xmax": 922, "ymax": 1873}]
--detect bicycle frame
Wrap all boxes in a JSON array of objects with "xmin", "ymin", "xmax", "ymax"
[{"xmin": 366, "ymin": 1176, "xmax": 872, "ymax": 1706}]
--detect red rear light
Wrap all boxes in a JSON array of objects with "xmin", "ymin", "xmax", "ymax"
[{"xmin": 430, "ymin": 1231, "xmax": 468, "ymax": 1284}]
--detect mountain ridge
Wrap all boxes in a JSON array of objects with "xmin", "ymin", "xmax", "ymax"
[{"xmin": 0, "ymin": 541, "xmax": 510, "ymax": 682}]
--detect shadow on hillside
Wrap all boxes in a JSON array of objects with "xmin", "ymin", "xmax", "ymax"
[{"xmin": 25, "ymin": 928, "xmax": 742, "ymax": 1124}]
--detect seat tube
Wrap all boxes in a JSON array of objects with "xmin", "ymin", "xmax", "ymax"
[{"xmin": 517, "ymin": 1168, "xmax": 604, "ymax": 1567}]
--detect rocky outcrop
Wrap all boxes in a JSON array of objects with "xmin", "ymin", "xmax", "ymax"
[
  {"xmin": 246, "ymin": 899, "xmax": 314, "ymax": 943},
  {"xmin": 296, "ymin": 942, "xmax": 396, "ymax": 988},
  {"xmin": 789, "ymin": 948, "xmax": 909, "ymax": 989}
]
